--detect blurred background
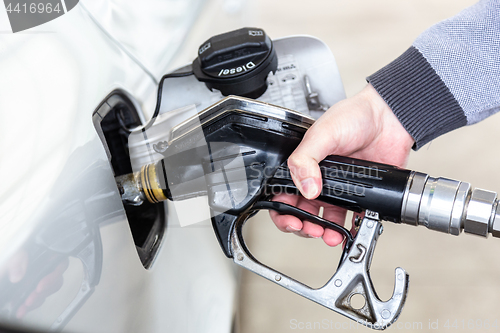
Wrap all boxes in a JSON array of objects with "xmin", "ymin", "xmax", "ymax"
[{"xmin": 170, "ymin": 0, "xmax": 500, "ymax": 332}]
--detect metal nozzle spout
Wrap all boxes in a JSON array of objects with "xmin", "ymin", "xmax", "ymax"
[
  {"xmin": 401, "ymin": 171, "xmax": 500, "ymax": 238},
  {"xmin": 115, "ymin": 172, "xmax": 145, "ymax": 206}
]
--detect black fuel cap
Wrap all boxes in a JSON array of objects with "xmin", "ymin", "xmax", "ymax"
[{"xmin": 192, "ymin": 27, "xmax": 278, "ymax": 99}]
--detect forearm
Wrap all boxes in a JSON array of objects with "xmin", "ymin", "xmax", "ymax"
[{"xmin": 368, "ymin": 0, "xmax": 500, "ymax": 149}]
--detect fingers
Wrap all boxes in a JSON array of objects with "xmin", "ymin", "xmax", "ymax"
[
  {"xmin": 270, "ymin": 194, "xmax": 303, "ymax": 232},
  {"xmin": 271, "ymin": 194, "xmax": 323, "ymax": 238},
  {"xmin": 322, "ymin": 206, "xmax": 348, "ymax": 246},
  {"xmin": 287, "ymin": 152, "xmax": 323, "ymax": 200},
  {"xmin": 270, "ymin": 194, "xmax": 349, "ymax": 246},
  {"xmin": 35, "ymin": 258, "xmax": 69, "ymax": 294},
  {"xmin": 287, "ymin": 107, "xmax": 347, "ymax": 200},
  {"xmin": 294, "ymin": 198, "xmax": 323, "ymax": 238},
  {"xmin": 287, "ymin": 133, "xmax": 329, "ymax": 200},
  {"xmin": 322, "ymin": 229, "xmax": 345, "ymax": 247},
  {"xmin": 16, "ymin": 257, "xmax": 69, "ymax": 319}
]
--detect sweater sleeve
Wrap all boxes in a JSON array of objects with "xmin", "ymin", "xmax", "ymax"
[{"xmin": 367, "ymin": 0, "xmax": 500, "ymax": 149}]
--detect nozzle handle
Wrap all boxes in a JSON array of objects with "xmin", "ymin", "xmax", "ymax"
[{"xmin": 269, "ymin": 155, "xmax": 412, "ymax": 222}]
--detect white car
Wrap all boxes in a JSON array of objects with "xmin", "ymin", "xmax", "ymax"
[
  {"xmin": 0, "ymin": 1, "xmax": 237, "ymax": 332},
  {"xmin": 0, "ymin": 1, "xmax": 346, "ymax": 332}
]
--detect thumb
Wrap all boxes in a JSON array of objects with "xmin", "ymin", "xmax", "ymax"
[
  {"xmin": 287, "ymin": 152, "xmax": 322, "ymax": 200},
  {"xmin": 287, "ymin": 118, "xmax": 341, "ymax": 200},
  {"xmin": 286, "ymin": 84, "xmax": 383, "ymax": 200}
]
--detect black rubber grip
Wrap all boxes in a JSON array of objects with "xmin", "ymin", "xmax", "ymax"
[{"xmin": 268, "ymin": 155, "xmax": 412, "ymax": 222}]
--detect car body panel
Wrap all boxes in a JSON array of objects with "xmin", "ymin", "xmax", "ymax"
[
  {"xmin": 80, "ymin": 0, "xmax": 207, "ymax": 77},
  {"xmin": 0, "ymin": 3, "xmax": 236, "ymax": 332}
]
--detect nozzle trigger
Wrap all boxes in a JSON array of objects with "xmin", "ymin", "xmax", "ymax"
[{"xmin": 231, "ymin": 208, "xmax": 408, "ymax": 330}]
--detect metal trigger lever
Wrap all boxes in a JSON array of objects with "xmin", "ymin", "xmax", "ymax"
[{"xmin": 231, "ymin": 204, "xmax": 409, "ymax": 330}]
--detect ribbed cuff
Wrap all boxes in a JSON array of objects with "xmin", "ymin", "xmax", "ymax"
[{"xmin": 367, "ymin": 46, "xmax": 466, "ymax": 150}]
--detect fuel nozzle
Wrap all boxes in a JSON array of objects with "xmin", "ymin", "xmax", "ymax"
[
  {"xmin": 112, "ymin": 95, "xmax": 500, "ymax": 241},
  {"xmin": 401, "ymin": 172, "xmax": 500, "ymax": 238},
  {"xmin": 116, "ymin": 151, "xmax": 500, "ymax": 241}
]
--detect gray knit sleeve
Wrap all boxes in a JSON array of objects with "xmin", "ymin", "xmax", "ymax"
[{"xmin": 367, "ymin": 0, "xmax": 500, "ymax": 149}]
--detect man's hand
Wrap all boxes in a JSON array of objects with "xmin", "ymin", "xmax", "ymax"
[
  {"xmin": 270, "ymin": 84, "xmax": 415, "ymax": 246},
  {"xmin": 0, "ymin": 251, "xmax": 70, "ymax": 319}
]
